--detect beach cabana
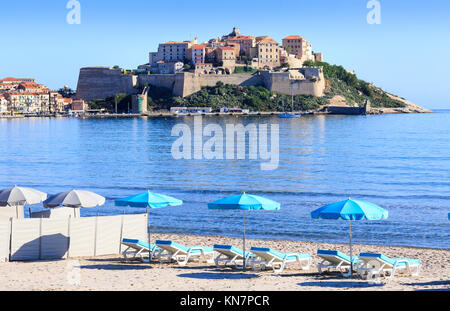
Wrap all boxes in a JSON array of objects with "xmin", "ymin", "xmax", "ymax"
[
  {"xmin": 0, "ymin": 186, "xmax": 47, "ymax": 218},
  {"xmin": 208, "ymin": 193, "xmax": 280, "ymax": 270},
  {"xmin": 311, "ymin": 198, "xmax": 388, "ymax": 275},
  {"xmin": 115, "ymin": 190, "xmax": 183, "ymax": 262}
]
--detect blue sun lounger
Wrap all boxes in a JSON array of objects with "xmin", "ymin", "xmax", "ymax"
[
  {"xmin": 155, "ymin": 240, "xmax": 215, "ymax": 266},
  {"xmin": 213, "ymin": 244, "xmax": 254, "ymax": 268},
  {"xmin": 121, "ymin": 238, "xmax": 160, "ymax": 263},
  {"xmin": 248, "ymin": 247, "xmax": 311, "ymax": 273},
  {"xmin": 356, "ymin": 252, "xmax": 421, "ymax": 280},
  {"xmin": 317, "ymin": 250, "xmax": 361, "ymax": 277}
]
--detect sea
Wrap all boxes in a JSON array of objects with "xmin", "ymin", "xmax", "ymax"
[{"xmin": 0, "ymin": 110, "xmax": 449, "ymax": 249}]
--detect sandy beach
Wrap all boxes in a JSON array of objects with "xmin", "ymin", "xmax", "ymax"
[{"xmin": 0, "ymin": 233, "xmax": 448, "ymax": 291}]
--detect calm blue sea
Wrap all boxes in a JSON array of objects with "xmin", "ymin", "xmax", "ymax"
[{"xmin": 0, "ymin": 110, "xmax": 449, "ymax": 249}]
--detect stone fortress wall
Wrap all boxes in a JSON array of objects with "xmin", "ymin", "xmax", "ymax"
[{"xmin": 76, "ymin": 67, "xmax": 325, "ymax": 101}]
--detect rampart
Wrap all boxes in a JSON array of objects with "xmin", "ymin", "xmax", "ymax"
[{"xmin": 76, "ymin": 67, "xmax": 325, "ymax": 101}]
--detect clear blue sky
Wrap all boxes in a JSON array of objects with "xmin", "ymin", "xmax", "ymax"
[{"xmin": 0, "ymin": 0, "xmax": 449, "ymax": 108}]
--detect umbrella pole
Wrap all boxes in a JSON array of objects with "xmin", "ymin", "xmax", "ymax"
[
  {"xmin": 349, "ymin": 220, "xmax": 353, "ymax": 275},
  {"xmin": 243, "ymin": 210, "xmax": 246, "ymax": 271},
  {"xmin": 147, "ymin": 207, "xmax": 151, "ymax": 263}
]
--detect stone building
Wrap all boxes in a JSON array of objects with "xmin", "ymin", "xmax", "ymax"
[
  {"xmin": 71, "ymin": 99, "xmax": 88, "ymax": 113},
  {"xmin": 195, "ymin": 63, "xmax": 214, "ymax": 74},
  {"xmin": 149, "ymin": 39, "xmax": 197, "ymax": 66},
  {"xmin": 157, "ymin": 61, "xmax": 184, "ymax": 74},
  {"xmin": 226, "ymin": 35, "xmax": 255, "ymax": 57},
  {"xmin": 191, "ymin": 44, "xmax": 206, "ymax": 65},
  {"xmin": 0, "ymin": 94, "xmax": 8, "ymax": 114},
  {"xmin": 215, "ymin": 46, "xmax": 236, "ymax": 71},
  {"xmin": 314, "ymin": 52, "xmax": 323, "ymax": 62},
  {"xmin": 255, "ymin": 36, "xmax": 280, "ymax": 69},
  {"xmin": 282, "ymin": 35, "xmax": 315, "ymax": 64}
]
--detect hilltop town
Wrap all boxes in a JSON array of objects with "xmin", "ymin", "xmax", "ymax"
[
  {"xmin": 75, "ymin": 27, "xmax": 327, "ymax": 109},
  {"xmin": 0, "ymin": 27, "xmax": 431, "ymax": 117},
  {"xmin": 75, "ymin": 27, "xmax": 430, "ymax": 115},
  {"xmin": 144, "ymin": 27, "xmax": 323, "ymax": 74}
]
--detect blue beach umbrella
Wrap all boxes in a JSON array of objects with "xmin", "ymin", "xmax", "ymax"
[
  {"xmin": 311, "ymin": 199, "xmax": 388, "ymax": 274},
  {"xmin": 115, "ymin": 191, "xmax": 183, "ymax": 252},
  {"xmin": 208, "ymin": 193, "xmax": 281, "ymax": 269}
]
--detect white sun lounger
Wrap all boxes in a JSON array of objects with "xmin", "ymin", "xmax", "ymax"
[
  {"xmin": 248, "ymin": 247, "xmax": 311, "ymax": 273},
  {"xmin": 317, "ymin": 249, "xmax": 361, "ymax": 277},
  {"xmin": 213, "ymin": 244, "xmax": 254, "ymax": 268},
  {"xmin": 121, "ymin": 238, "xmax": 160, "ymax": 263},
  {"xmin": 356, "ymin": 252, "xmax": 421, "ymax": 280},
  {"xmin": 155, "ymin": 240, "xmax": 215, "ymax": 266}
]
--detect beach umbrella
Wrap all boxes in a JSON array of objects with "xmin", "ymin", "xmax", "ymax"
[
  {"xmin": 311, "ymin": 198, "xmax": 388, "ymax": 274},
  {"xmin": 44, "ymin": 189, "xmax": 105, "ymax": 208},
  {"xmin": 208, "ymin": 193, "xmax": 281, "ymax": 270},
  {"xmin": 0, "ymin": 186, "xmax": 48, "ymax": 217},
  {"xmin": 114, "ymin": 190, "xmax": 183, "ymax": 255}
]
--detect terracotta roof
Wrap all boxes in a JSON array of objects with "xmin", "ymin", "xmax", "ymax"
[
  {"xmin": 257, "ymin": 37, "xmax": 278, "ymax": 45},
  {"xmin": 218, "ymin": 46, "xmax": 234, "ymax": 50},
  {"xmin": 163, "ymin": 41, "xmax": 188, "ymax": 45},
  {"xmin": 195, "ymin": 63, "xmax": 213, "ymax": 66},
  {"xmin": 192, "ymin": 44, "xmax": 206, "ymax": 50},
  {"xmin": 255, "ymin": 36, "xmax": 270, "ymax": 41},
  {"xmin": 1, "ymin": 77, "xmax": 33, "ymax": 82},
  {"xmin": 283, "ymin": 35, "xmax": 304, "ymax": 40},
  {"xmin": 228, "ymin": 36, "xmax": 255, "ymax": 41}
]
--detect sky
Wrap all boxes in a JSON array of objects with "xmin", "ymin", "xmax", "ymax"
[{"xmin": 0, "ymin": 0, "xmax": 449, "ymax": 109}]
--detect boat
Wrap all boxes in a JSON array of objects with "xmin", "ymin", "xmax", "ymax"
[
  {"xmin": 278, "ymin": 84, "xmax": 301, "ymax": 118},
  {"xmin": 278, "ymin": 113, "xmax": 301, "ymax": 118}
]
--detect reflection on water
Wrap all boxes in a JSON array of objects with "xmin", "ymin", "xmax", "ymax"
[{"xmin": 0, "ymin": 111, "xmax": 449, "ymax": 249}]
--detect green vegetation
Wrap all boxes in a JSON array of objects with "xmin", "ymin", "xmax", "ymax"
[
  {"xmin": 88, "ymin": 93, "xmax": 132, "ymax": 112},
  {"xmin": 233, "ymin": 66, "xmax": 258, "ymax": 74},
  {"xmin": 92, "ymin": 61, "xmax": 406, "ymax": 112},
  {"xmin": 144, "ymin": 82, "xmax": 328, "ymax": 112},
  {"xmin": 303, "ymin": 60, "xmax": 406, "ymax": 108},
  {"xmin": 57, "ymin": 86, "xmax": 75, "ymax": 98}
]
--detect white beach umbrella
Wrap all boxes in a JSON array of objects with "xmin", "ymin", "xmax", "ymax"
[
  {"xmin": 43, "ymin": 189, "xmax": 105, "ymax": 208},
  {"xmin": 0, "ymin": 186, "xmax": 47, "ymax": 206}
]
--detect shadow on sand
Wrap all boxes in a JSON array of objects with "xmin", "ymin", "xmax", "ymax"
[
  {"xmin": 402, "ymin": 280, "xmax": 450, "ymax": 291},
  {"xmin": 298, "ymin": 275, "xmax": 385, "ymax": 289},
  {"xmin": 80, "ymin": 263, "xmax": 152, "ymax": 271},
  {"xmin": 177, "ymin": 271, "xmax": 260, "ymax": 280}
]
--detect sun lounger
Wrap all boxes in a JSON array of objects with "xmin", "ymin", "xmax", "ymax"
[
  {"xmin": 155, "ymin": 240, "xmax": 215, "ymax": 266},
  {"xmin": 317, "ymin": 249, "xmax": 361, "ymax": 277},
  {"xmin": 121, "ymin": 238, "xmax": 160, "ymax": 263},
  {"xmin": 356, "ymin": 252, "xmax": 421, "ymax": 280},
  {"xmin": 248, "ymin": 247, "xmax": 311, "ymax": 273},
  {"xmin": 213, "ymin": 244, "xmax": 254, "ymax": 268}
]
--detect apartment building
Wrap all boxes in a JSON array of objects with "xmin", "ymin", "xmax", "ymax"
[
  {"xmin": 149, "ymin": 39, "xmax": 197, "ymax": 66},
  {"xmin": 0, "ymin": 94, "xmax": 8, "ymax": 114},
  {"xmin": 226, "ymin": 35, "xmax": 255, "ymax": 57},
  {"xmin": 191, "ymin": 44, "xmax": 206, "ymax": 65},
  {"xmin": 282, "ymin": 35, "xmax": 315, "ymax": 64},
  {"xmin": 215, "ymin": 46, "xmax": 236, "ymax": 70},
  {"xmin": 256, "ymin": 36, "xmax": 280, "ymax": 69},
  {"xmin": 5, "ymin": 92, "xmax": 49, "ymax": 114}
]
